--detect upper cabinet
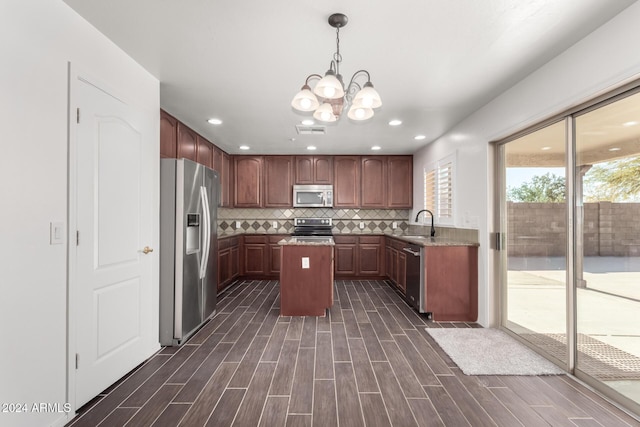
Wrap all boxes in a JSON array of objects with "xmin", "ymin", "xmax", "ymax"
[
  {"xmin": 387, "ymin": 156, "xmax": 413, "ymax": 208},
  {"xmin": 160, "ymin": 110, "xmax": 178, "ymax": 158},
  {"xmin": 159, "ymin": 109, "xmax": 233, "ymax": 207},
  {"xmin": 333, "ymin": 156, "xmax": 361, "ymax": 208},
  {"xmin": 295, "ymin": 156, "xmax": 333, "ymax": 184},
  {"xmin": 234, "ymin": 156, "xmax": 263, "ymax": 207},
  {"xmin": 196, "ymin": 135, "xmax": 213, "ymax": 169},
  {"xmin": 264, "ymin": 156, "xmax": 294, "ymax": 207},
  {"xmin": 177, "ymin": 122, "xmax": 198, "ymax": 162},
  {"xmin": 361, "ymin": 156, "xmax": 387, "ymax": 208}
]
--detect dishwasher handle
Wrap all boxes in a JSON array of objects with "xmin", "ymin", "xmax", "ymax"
[{"xmin": 402, "ymin": 247, "xmax": 421, "ymax": 257}]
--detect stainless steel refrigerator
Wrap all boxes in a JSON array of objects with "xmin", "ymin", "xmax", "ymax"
[{"xmin": 160, "ymin": 158, "xmax": 219, "ymax": 346}]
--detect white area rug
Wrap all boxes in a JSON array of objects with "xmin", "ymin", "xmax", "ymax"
[{"xmin": 426, "ymin": 328, "xmax": 565, "ymax": 376}]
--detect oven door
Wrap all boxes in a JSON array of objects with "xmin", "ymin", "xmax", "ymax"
[{"xmin": 294, "ymin": 190, "xmax": 325, "ymax": 207}]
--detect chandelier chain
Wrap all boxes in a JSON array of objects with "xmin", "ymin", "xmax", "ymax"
[{"xmin": 333, "ymin": 26, "xmax": 342, "ymax": 75}]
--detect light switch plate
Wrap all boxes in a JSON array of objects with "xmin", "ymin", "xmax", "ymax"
[
  {"xmin": 235, "ymin": 221, "xmax": 241, "ymax": 229},
  {"xmin": 301, "ymin": 257, "xmax": 310, "ymax": 269},
  {"xmin": 50, "ymin": 222, "xmax": 64, "ymax": 245}
]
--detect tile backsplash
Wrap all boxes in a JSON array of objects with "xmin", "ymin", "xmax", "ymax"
[{"xmin": 218, "ymin": 208, "xmax": 410, "ymax": 235}]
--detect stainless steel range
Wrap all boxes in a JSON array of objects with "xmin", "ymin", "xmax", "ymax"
[{"xmin": 292, "ymin": 217, "xmax": 333, "ymax": 237}]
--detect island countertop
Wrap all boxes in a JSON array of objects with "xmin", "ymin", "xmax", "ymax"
[{"xmin": 277, "ymin": 236, "xmax": 335, "ymax": 246}]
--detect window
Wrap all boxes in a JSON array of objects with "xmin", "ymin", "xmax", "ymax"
[{"xmin": 423, "ymin": 153, "xmax": 455, "ymax": 225}]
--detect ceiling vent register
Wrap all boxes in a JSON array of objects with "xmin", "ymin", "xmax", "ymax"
[{"xmin": 295, "ymin": 125, "xmax": 327, "ymax": 135}]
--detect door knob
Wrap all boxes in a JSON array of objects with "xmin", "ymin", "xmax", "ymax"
[{"xmin": 142, "ymin": 246, "xmax": 154, "ymax": 254}]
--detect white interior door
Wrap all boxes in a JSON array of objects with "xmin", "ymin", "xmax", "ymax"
[{"xmin": 73, "ymin": 76, "xmax": 157, "ymax": 408}]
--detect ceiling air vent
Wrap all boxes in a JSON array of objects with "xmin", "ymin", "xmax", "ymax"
[{"xmin": 295, "ymin": 125, "xmax": 326, "ymax": 135}]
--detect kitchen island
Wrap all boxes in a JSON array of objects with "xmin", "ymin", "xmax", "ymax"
[{"xmin": 278, "ymin": 236, "xmax": 334, "ymax": 316}]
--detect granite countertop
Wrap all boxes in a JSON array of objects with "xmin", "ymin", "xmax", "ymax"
[
  {"xmin": 218, "ymin": 231, "xmax": 478, "ymax": 247},
  {"xmin": 390, "ymin": 235, "xmax": 479, "ymax": 247},
  {"xmin": 277, "ymin": 236, "xmax": 335, "ymax": 246}
]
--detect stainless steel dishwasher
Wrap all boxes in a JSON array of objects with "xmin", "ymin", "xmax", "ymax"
[{"xmin": 403, "ymin": 243, "xmax": 424, "ymax": 313}]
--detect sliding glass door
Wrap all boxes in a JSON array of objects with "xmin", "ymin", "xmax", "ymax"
[
  {"xmin": 498, "ymin": 87, "xmax": 640, "ymax": 413},
  {"xmin": 574, "ymin": 91, "xmax": 640, "ymax": 406},
  {"xmin": 499, "ymin": 120, "xmax": 568, "ymax": 368}
]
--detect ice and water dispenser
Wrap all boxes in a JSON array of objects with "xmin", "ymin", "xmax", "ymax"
[{"xmin": 186, "ymin": 213, "xmax": 200, "ymax": 254}]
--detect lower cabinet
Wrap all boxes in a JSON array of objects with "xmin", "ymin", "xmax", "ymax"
[
  {"xmin": 334, "ymin": 235, "xmax": 384, "ymax": 278},
  {"xmin": 218, "ymin": 236, "xmax": 240, "ymax": 292},
  {"xmin": 238, "ymin": 234, "xmax": 289, "ymax": 278},
  {"xmin": 424, "ymin": 246, "xmax": 478, "ymax": 322},
  {"xmin": 386, "ymin": 237, "xmax": 407, "ymax": 293}
]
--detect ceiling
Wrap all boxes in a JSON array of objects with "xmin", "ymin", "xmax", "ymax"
[
  {"xmin": 63, "ymin": 0, "xmax": 636, "ymax": 155},
  {"xmin": 507, "ymin": 90, "xmax": 640, "ymax": 167}
]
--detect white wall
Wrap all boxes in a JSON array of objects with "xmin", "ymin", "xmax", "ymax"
[
  {"xmin": 413, "ymin": 1, "xmax": 640, "ymax": 327},
  {"xmin": 0, "ymin": 1, "xmax": 159, "ymax": 426}
]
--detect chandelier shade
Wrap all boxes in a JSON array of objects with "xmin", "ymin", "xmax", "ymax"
[
  {"xmin": 291, "ymin": 85, "xmax": 320, "ymax": 111},
  {"xmin": 314, "ymin": 71, "xmax": 345, "ymax": 99},
  {"xmin": 313, "ymin": 103, "xmax": 338, "ymax": 122},
  {"xmin": 347, "ymin": 106, "xmax": 374, "ymax": 121},
  {"xmin": 352, "ymin": 82, "xmax": 382, "ymax": 109},
  {"xmin": 291, "ymin": 13, "xmax": 381, "ymax": 123}
]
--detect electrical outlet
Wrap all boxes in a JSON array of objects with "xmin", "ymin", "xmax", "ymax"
[
  {"xmin": 235, "ymin": 221, "xmax": 241, "ymax": 229},
  {"xmin": 359, "ymin": 222, "xmax": 365, "ymax": 229},
  {"xmin": 392, "ymin": 221, "xmax": 398, "ymax": 229},
  {"xmin": 273, "ymin": 221, "xmax": 278, "ymax": 229},
  {"xmin": 301, "ymin": 257, "xmax": 310, "ymax": 269}
]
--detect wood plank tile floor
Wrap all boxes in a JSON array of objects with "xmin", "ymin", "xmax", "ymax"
[{"xmin": 67, "ymin": 280, "xmax": 640, "ymax": 427}]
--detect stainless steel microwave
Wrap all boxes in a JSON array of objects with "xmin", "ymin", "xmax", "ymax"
[{"xmin": 293, "ymin": 185, "xmax": 333, "ymax": 207}]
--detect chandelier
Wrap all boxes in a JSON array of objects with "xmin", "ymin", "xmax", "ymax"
[{"xmin": 291, "ymin": 13, "xmax": 382, "ymax": 122}]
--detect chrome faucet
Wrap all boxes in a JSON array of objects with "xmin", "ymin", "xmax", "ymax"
[{"xmin": 415, "ymin": 209, "xmax": 436, "ymax": 237}]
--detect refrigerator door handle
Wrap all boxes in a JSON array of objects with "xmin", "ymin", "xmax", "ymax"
[{"xmin": 199, "ymin": 186, "xmax": 211, "ymax": 279}]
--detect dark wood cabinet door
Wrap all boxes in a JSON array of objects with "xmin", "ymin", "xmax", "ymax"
[
  {"xmin": 334, "ymin": 244, "xmax": 357, "ymax": 276},
  {"xmin": 264, "ymin": 156, "xmax": 293, "ymax": 207},
  {"xmin": 177, "ymin": 122, "xmax": 198, "ymax": 162},
  {"xmin": 218, "ymin": 249, "xmax": 231, "ymax": 291},
  {"xmin": 213, "ymin": 146, "xmax": 223, "ymax": 172},
  {"xmin": 333, "ymin": 156, "xmax": 361, "ymax": 208},
  {"xmin": 294, "ymin": 156, "xmax": 314, "ymax": 184},
  {"xmin": 361, "ymin": 156, "xmax": 387, "ymax": 208},
  {"xmin": 221, "ymin": 153, "xmax": 231, "ymax": 207},
  {"xmin": 387, "ymin": 156, "xmax": 413, "ymax": 208},
  {"xmin": 269, "ymin": 244, "xmax": 282, "ymax": 275},
  {"xmin": 358, "ymin": 236, "xmax": 383, "ymax": 276},
  {"xmin": 196, "ymin": 136, "xmax": 213, "ymax": 168},
  {"xmin": 385, "ymin": 245, "xmax": 396, "ymax": 282},
  {"xmin": 243, "ymin": 244, "xmax": 266, "ymax": 275},
  {"xmin": 160, "ymin": 110, "xmax": 178, "ymax": 158},
  {"xmin": 268, "ymin": 235, "xmax": 288, "ymax": 276},
  {"xmin": 230, "ymin": 245, "xmax": 239, "ymax": 279},
  {"xmin": 295, "ymin": 156, "xmax": 333, "ymax": 184},
  {"xmin": 358, "ymin": 244, "xmax": 382, "ymax": 275},
  {"xmin": 313, "ymin": 156, "xmax": 333, "ymax": 184},
  {"xmin": 234, "ymin": 156, "xmax": 263, "ymax": 207}
]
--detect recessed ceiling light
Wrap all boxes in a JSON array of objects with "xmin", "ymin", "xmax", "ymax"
[
  {"xmin": 622, "ymin": 121, "xmax": 638, "ymax": 127},
  {"xmin": 239, "ymin": 145, "xmax": 250, "ymax": 150},
  {"xmin": 541, "ymin": 146, "xmax": 551, "ymax": 151},
  {"xmin": 609, "ymin": 147, "xmax": 621, "ymax": 152},
  {"xmin": 301, "ymin": 119, "xmax": 314, "ymax": 126},
  {"xmin": 388, "ymin": 119, "xmax": 402, "ymax": 126},
  {"xmin": 306, "ymin": 145, "xmax": 317, "ymax": 151},
  {"xmin": 371, "ymin": 146, "xmax": 382, "ymax": 151},
  {"xmin": 207, "ymin": 118, "xmax": 222, "ymax": 125},
  {"xmin": 414, "ymin": 135, "xmax": 426, "ymax": 141}
]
